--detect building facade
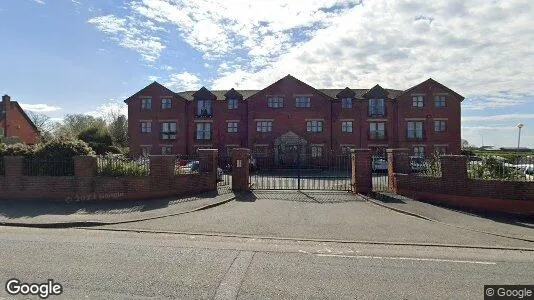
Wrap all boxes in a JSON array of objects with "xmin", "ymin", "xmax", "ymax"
[
  {"xmin": 125, "ymin": 75, "xmax": 463, "ymax": 159},
  {"xmin": 0, "ymin": 94, "xmax": 39, "ymax": 144}
]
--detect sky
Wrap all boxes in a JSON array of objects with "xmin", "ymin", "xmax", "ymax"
[{"xmin": 0, "ymin": 0, "xmax": 533, "ymax": 148}]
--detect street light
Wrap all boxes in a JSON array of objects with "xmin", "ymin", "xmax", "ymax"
[{"xmin": 517, "ymin": 123, "xmax": 524, "ymax": 152}]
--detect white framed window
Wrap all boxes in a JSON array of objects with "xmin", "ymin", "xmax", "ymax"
[
  {"xmin": 407, "ymin": 121, "xmax": 424, "ymax": 139},
  {"xmin": 342, "ymin": 98, "xmax": 352, "ymax": 109},
  {"xmin": 435, "ymin": 146, "xmax": 447, "ymax": 156},
  {"xmin": 227, "ymin": 122, "xmax": 238, "ymax": 133},
  {"xmin": 295, "ymin": 96, "xmax": 311, "ymax": 108},
  {"xmin": 369, "ymin": 122, "xmax": 385, "ymax": 139},
  {"xmin": 161, "ymin": 98, "xmax": 172, "ymax": 109},
  {"xmin": 161, "ymin": 146, "xmax": 173, "ymax": 155},
  {"xmin": 435, "ymin": 96, "xmax": 446, "ymax": 107},
  {"xmin": 196, "ymin": 122, "xmax": 212, "ymax": 140},
  {"xmin": 413, "ymin": 146, "xmax": 425, "ymax": 157},
  {"xmin": 369, "ymin": 98, "xmax": 385, "ymax": 116},
  {"xmin": 140, "ymin": 122, "xmax": 151, "ymax": 133},
  {"xmin": 197, "ymin": 100, "xmax": 212, "ymax": 116},
  {"xmin": 306, "ymin": 120, "xmax": 323, "ymax": 133},
  {"xmin": 341, "ymin": 121, "xmax": 353, "ymax": 133},
  {"xmin": 268, "ymin": 96, "xmax": 284, "ymax": 108},
  {"xmin": 141, "ymin": 146, "xmax": 151, "ymax": 156},
  {"xmin": 228, "ymin": 98, "xmax": 238, "ymax": 109},
  {"xmin": 412, "ymin": 95, "xmax": 424, "ymax": 107},
  {"xmin": 311, "ymin": 145, "xmax": 323, "ymax": 158},
  {"xmin": 434, "ymin": 120, "xmax": 446, "ymax": 132},
  {"xmin": 161, "ymin": 122, "xmax": 177, "ymax": 139},
  {"xmin": 256, "ymin": 121, "xmax": 273, "ymax": 132},
  {"xmin": 141, "ymin": 98, "xmax": 152, "ymax": 110}
]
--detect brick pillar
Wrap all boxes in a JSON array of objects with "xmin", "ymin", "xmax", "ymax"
[
  {"xmin": 74, "ymin": 156, "xmax": 97, "ymax": 177},
  {"xmin": 351, "ymin": 149, "xmax": 372, "ymax": 194},
  {"xmin": 150, "ymin": 155, "xmax": 176, "ymax": 193},
  {"xmin": 3, "ymin": 156, "xmax": 23, "ymax": 193},
  {"xmin": 231, "ymin": 148, "xmax": 250, "ymax": 192},
  {"xmin": 440, "ymin": 155, "xmax": 468, "ymax": 183},
  {"xmin": 199, "ymin": 149, "xmax": 218, "ymax": 187},
  {"xmin": 387, "ymin": 148, "xmax": 411, "ymax": 193}
]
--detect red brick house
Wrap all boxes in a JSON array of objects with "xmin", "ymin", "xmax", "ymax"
[
  {"xmin": 125, "ymin": 75, "xmax": 463, "ymax": 159},
  {"xmin": 0, "ymin": 94, "xmax": 39, "ymax": 144}
]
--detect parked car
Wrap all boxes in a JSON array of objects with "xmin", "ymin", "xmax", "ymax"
[
  {"xmin": 372, "ymin": 157, "xmax": 388, "ymax": 172},
  {"xmin": 410, "ymin": 156, "xmax": 426, "ymax": 172},
  {"xmin": 525, "ymin": 165, "xmax": 533, "ymax": 180},
  {"xmin": 178, "ymin": 160, "xmax": 199, "ymax": 173}
]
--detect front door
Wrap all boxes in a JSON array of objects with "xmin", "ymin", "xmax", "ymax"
[{"xmin": 278, "ymin": 145, "xmax": 300, "ymax": 167}]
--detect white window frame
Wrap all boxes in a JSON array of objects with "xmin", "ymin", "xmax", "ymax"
[
  {"xmin": 161, "ymin": 145, "xmax": 173, "ymax": 155},
  {"xmin": 256, "ymin": 121, "xmax": 273, "ymax": 132},
  {"xmin": 295, "ymin": 96, "xmax": 311, "ymax": 108},
  {"xmin": 341, "ymin": 145, "xmax": 355, "ymax": 154},
  {"xmin": 341, "ymin": 121, "xmax": 353, "ymax": 133},
  {"xmin": 227, "ymin": 122, "xmax": 238, "ymax": 133},
  {"xmin": 161, "ymin": 98, "xmax": 172, "ymax": 109},
  {"xmin": 141, "ymin": 121, "xmax": 152, "ymax": 133},
  {"xmin": 197, "ymin": 99, "xmax": 213, "ymax": 116},
  {"xmin": 412, "ymin": 95, "xmax": 424, "ymax": 107},
  {"xmin": 407, "ymin": 121, "xmax": 424, "ymax": 139},
  {"xmin": 161, "ymin": 122, "xmax": 177, "ymax": 139},
  {"xmin": 141, "ymin": 98, "xmax": 152, "ymax": 110},
  {"xmin": 434, "ymin": 95, "xmax": 446, "ymax": 107},
  {"xmin": 369, "ymin": 122, "xmax": 385, "ymax": 139},
  {"xmin": 434, "ymin": 146, "xmax": 447, "ymax": 156},
  {"xmin": 141, "ymin": 146, "xmax": 151, "ymax": 156},
  {"xmin": 434, "ymin": 120, "xmax": 446, "ymax": 132},
  {"xmin": 311, "ymin": 145, "xmax": 323, "ymax": 158},
  {"xmin": 228, "ymin": 98, "xmax": 238, "ymax": 110},
  {"xmin": 267, "ymin": 96, "xmax": 284, "ymax": 108},
  {"xmin": 369, "ymin": 98, "xmax": 385, "ymax": 116},
  {"xmin": 413, "ymin": 146, "xmax": 425, "ymax": 157},
  {"xmin": 341, "ymin": 98, "xmax": 352, "ymax": 109},
  {"xmin": 306, "ymin": 120, "xmax": 323, "ymax": 133},
  {"xmin": 196, "ymin": 122, "xmax": 212, "ymax": 140}
]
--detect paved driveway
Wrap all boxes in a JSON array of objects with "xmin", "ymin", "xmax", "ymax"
[{"xmin": 100, "ymin": 191, "xmax": 534, "ymax": 249}]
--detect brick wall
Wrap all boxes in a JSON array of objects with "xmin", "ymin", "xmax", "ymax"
[
  {"xmin": 388, "ymin": 152, "xmax": 534, "ymax": 215},
  {"xmin": 0, "ymin": 152, "xmax": 218, "ymax": 202}
]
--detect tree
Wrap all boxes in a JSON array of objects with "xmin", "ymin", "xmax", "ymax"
[
  {"xmin": 108, "ymin": 114, "xmax": 128, "ymax": 148},
  {"xmin": 27, "ymin": 111, "xmax": 56, "ymax": 141},
  {"xmin": 77, "ymin": 126, "xmax": 113, "ymax": 155},
  {"xmin": 56, "ymin": 114, "xmax": 107, "ymax": 138},
  {"xmin": 461, "ymin": 139, "xmax": 470, "ymax": 149}
]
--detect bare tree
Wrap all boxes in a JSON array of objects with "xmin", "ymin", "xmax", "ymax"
[{"xmin": 27, "ymin": 111, "xmax": 56, "ymax": 141}]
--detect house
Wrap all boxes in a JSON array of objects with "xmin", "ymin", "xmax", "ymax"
[
  {"xmin": 125, "ymin": 75, "xmax": 463, "ymax": 159},
  {"xmin": 0, "ymin": 94, "xmax": 40, "ymax": 144}
]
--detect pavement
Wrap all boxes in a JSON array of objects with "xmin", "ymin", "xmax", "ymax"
[
  {"xmin": 365, "ymin": 192, "xmax": 534, "ymax": 242},
  {"xmin": 97, "ymin": 190, "xmax": 534, "ymax": 249},
  {"xmin": 0, "ymin": 188, "xmax": 236, "ymax": 227},
  {"xmin": 1, "ymin": 226, "xmax": 533, "ymax": 299}
]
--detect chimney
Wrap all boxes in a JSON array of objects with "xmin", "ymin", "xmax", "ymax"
[{"xmin": 2, "ymin": 94, "xmax": 10, "ymax": 110}]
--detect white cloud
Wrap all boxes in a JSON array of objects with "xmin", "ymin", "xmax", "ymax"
[
  {"xmin": 147, "ymin": 75, "xmax": 159, "ymax": 82},
  {"xmin": 88, "ymin": 15, "xmax": 165, "ymax": 62},
  {"xmin": 164, "ymin": 72, "xmax": 202, "ymax": 91},
  {"xmin": 463, "ymin": 114, "xmax": 534, "ymax": 122},
  {"xmin": 32, "ymin": 0, "xmax": 45, "ymax": 4},
  {"xmin": 20, "ymin": 103, "xmax": 61, "ymax": 112},
  {"xmin": 85, "ymin": 100, "xmax": 128, "ymax": 122}
]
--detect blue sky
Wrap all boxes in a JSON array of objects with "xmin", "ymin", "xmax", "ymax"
[{"xmin": 0, "ymin": 0, "xmax": 533, "ymax": 147}]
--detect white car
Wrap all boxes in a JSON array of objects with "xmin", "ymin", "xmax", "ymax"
[
  {"xmin": 372, "ymin": 157, "xmax": 388, "ymax": 172},
  {"xmin": 525, "ymin": 165, "xmax": 533, "ymax": 181}
]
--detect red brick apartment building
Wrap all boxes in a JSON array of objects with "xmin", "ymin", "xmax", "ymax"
[
  {"xmin": 125, "ymin": 75, "xmax": 463, "ymax": 159},
  {"xmin": 0, "ymin": 94, "xmax": 39, "ymax": 144}
]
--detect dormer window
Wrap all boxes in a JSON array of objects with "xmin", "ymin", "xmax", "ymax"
[
  {"xmin": 268, "ymin": 96, "xmax": 284, "ymax": 108},
  {"xmin": 228, "ymin": 98, "xmax": 238, "ymax": 109},
  {"xmin": 341, "ymin": 98, "xmax": 352, "ymax": 109},
  {"xmin": 368, "ymin": 99, "xmax": 385, "ymax": 116},
  {"xmin": 197, "ymin": 100, "xmax": 212, "ymax": 117}
]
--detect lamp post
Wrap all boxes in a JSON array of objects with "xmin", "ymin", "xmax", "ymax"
[{"xmin": 517, "ymin": 123, "xmax": 524, "ymax": 152}]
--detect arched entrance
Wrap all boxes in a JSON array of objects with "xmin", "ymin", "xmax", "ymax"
[{"xmin": 273, "ymin": 131, "xmax": 307, "ymax": 168}]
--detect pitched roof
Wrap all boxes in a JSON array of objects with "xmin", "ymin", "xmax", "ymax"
[
  {"xmin": 399, "ymin": 78, "xmax": 464, "ymax": 101},
  {"xmin": 124, "ymin": 81, "xmax": 177, "ymax": 103},
  {"xmin": 0, "ymin": 100, "xmax": 39, "ymax": 132}
]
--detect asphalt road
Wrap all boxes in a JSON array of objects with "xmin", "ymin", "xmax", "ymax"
[
  {"xmin": 101, "ymin": 191, "xmax": 534, "ymax": 249},
  {"xmin": 0, "ymin": 227, "xmax": 533, "ymax": 299}
]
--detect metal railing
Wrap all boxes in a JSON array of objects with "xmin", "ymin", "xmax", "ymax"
[
  {"xmin": 23, "ymin": 157, "xmax": 75, "ymax": 176},
  {"xmin": 467, "ymin": 155, "xmax": 533, "ymax": 181},
  {"xmin": 97, "ymin": 156, "xmax": 150, "ymax": 177},
  {"xmin": 0, "ymin": 157, "xmax": 4, "ymax": 176},
  {"xmin": 413, "ymin": 156, "xmax": 442, "ymax": 177}
]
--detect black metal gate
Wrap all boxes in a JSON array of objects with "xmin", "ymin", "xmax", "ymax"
[
  {"xmin": 249, "ymin": 148, "xmax": 352, "ymax": 191},
  {"xmin": 371, "ymin": 155, "xmax": 389, "ymax": 192}
]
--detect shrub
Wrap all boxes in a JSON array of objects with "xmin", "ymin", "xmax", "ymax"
[
  {"xmin": 0, "ymin": 143, "xmax": 36, "ymax": 157},
  {"xmin": 105, "ymin": 145, "xmax": 123, "ymax": 154},
  {"xmin": 77, "ymin": 126, "xmax": 113, "ymax": 155},
  {"xmin": 34, "ymin": 138, "xmax": 94, "ymax": 159}
]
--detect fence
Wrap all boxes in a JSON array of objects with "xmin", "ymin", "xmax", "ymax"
[
  {"xmin": 23, "ymin": 157, "xmax": 75, "ymax": 176},
  {"xmin": 0, "ymin": 157, "xmax": 4, "ymax": 176},
  {"xmin": 467, "ymin": 155, "xmax": 533, "ymax": 181},
  {"xmin": 413, "ymin": 156, "xmax": 442, "ymax": 177},
  {"xmin": 97, "ymin": 156, "xmax": 150, "ymax": 177}
]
